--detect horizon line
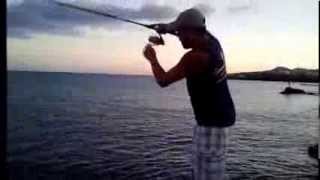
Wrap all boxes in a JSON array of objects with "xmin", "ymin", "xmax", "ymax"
[{"xmin": 7, "ymin": 66, "xmax": 319, "ymax": 76}]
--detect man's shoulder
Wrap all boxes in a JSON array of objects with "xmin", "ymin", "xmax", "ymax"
[
  {"xmin": 182, "ymin": 49, "xmax": 209, "ymax": 62},
  {"xmin": 181, "ymin": 49, "xmax": 210, "ymax": 75}
]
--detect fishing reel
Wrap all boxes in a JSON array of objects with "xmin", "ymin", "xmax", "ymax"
[
  {"xmin": 148, "ymin": 34, "xmax": 165, "ymax": 46},
  {"xmin": 147, "ymin": 23, "xmax": 171, "ymax": 46}
]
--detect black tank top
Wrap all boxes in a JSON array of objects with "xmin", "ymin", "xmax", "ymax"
[{"xmin": 186, "ymin": 33, "xmax": 236, "ymax": 127}]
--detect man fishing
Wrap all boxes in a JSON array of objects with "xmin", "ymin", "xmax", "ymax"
[
  {"xmin": 143, "ymin": 8, "xmax": 236, "ymax": 180},
  {"xmin": 55, "ymin": 2, "xmax": 235, "ymax": 179}
]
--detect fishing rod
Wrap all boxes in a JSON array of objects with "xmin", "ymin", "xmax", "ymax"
[{"xmin": 54, "ymin": 1, "xmax": 173, "ymax": 45}]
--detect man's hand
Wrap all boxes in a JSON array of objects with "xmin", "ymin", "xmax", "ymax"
[{"xmin": 143, "ymin": 44, "xmax": 158, "ymax": 64}]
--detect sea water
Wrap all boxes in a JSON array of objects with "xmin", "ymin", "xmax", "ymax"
[{"xmin": 7, "ymin": 71, "xmax": 318, "ymax": 179}]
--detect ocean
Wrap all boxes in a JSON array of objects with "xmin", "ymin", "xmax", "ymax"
[{"xmin": 7, "ymin": 71, "xmax": 318, "ymax": 179}]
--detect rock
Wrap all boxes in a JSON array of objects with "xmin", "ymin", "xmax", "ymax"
[
  {"xmin": 280, "ymin": 87, "xmax": 306, "ymax": 94},
  {"xmin": 308, "ymin": 144, "xmax": 318, "ymax": 160}
]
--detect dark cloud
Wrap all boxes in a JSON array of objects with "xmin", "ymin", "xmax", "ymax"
[
  {"xmin": 7, "ymin": 0, "xmax": 179, "ymax": 38},
  {"xmin": 104, "ymin": 4, "xmax": 178, "ymax": 20},
  {"xmin": 226, "ymin": 0, "xmax": 254, "ymax": 13}
]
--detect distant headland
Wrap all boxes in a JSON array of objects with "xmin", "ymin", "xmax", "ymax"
[{"xmin": 228, "ymin": 67, "xmax": 319, "ymax": 83}]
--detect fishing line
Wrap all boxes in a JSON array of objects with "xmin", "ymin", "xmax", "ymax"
[{"xmin": 54, "ymin": 1, "xmax": 174, "ymax": 45}]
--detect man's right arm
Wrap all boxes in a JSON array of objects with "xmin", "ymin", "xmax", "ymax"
[
  {"xmin": 144, "ymin": 44, "xmax": 209, "ymax": 87},
  {"xmin": 154, "ymin": 50, "xmax": 209, "ymax": 87}
]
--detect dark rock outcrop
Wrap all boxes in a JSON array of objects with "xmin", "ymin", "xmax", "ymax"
[
  {"xmin": 308, "ymin": 144, "xmax": 319, "ymax": 160},
  {"xmin": 280, "ymin": 87, "xmax": 306, "ymax": 94}
]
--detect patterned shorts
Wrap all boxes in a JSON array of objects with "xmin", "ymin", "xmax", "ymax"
[{"xmin": 192, "ymin": 125, "xmax": 228, "ymax": 180}]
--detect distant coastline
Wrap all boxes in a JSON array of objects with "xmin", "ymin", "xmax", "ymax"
[
  {"xmin": 7, "ymin": 67, "xmax": 319, "ymax": 83},
  {"xmin": 228, "ymin": 67, "xmax": 319, "ymax": 83},
  {"xmin": 7, "ymin": 70, "xmax": 152, "ymax": 78}
]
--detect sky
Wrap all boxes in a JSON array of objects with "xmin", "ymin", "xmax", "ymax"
[{"xmin": 7, "ymin": 0, "xmax": 319, "ymax": 74}]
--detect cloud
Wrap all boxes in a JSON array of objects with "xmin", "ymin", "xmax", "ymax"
[
  {"xmin": 226, "ymin": 0, "xmax": 254, "ymax": 13},
  {"xmin": 127, "ymin": 4, "xmax": 178, "ymax": 20},
  {"xmin": 7, "ymin": 0, "xmax": 179, "ymax": 38},
  {"xmin": 227, "ymin": 5, "xmax": 251, "ymax": 13}
]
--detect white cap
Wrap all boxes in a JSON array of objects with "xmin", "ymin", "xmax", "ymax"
[{"xmin": 166, "ymin": 8, "xmax": 206, "ymax": 33}]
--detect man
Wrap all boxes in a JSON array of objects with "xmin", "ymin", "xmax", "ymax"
[{"xmin": 143, "ymin": 8, "xmax": 236, "ymax": 180}]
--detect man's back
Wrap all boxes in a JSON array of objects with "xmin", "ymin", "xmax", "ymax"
[{"xmin": 185, "ymin": 33, "xmax": 236, "ymax": 127}]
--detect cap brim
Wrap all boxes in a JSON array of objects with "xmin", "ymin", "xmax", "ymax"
[{"xmin": 165, "ymin": 21, "xmax": 179, "ymax": 35}]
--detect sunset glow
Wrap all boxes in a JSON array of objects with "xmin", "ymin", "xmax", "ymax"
[{"xmin": 7, "ymin": 0, "xmax": 319, "ymax": 74}]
